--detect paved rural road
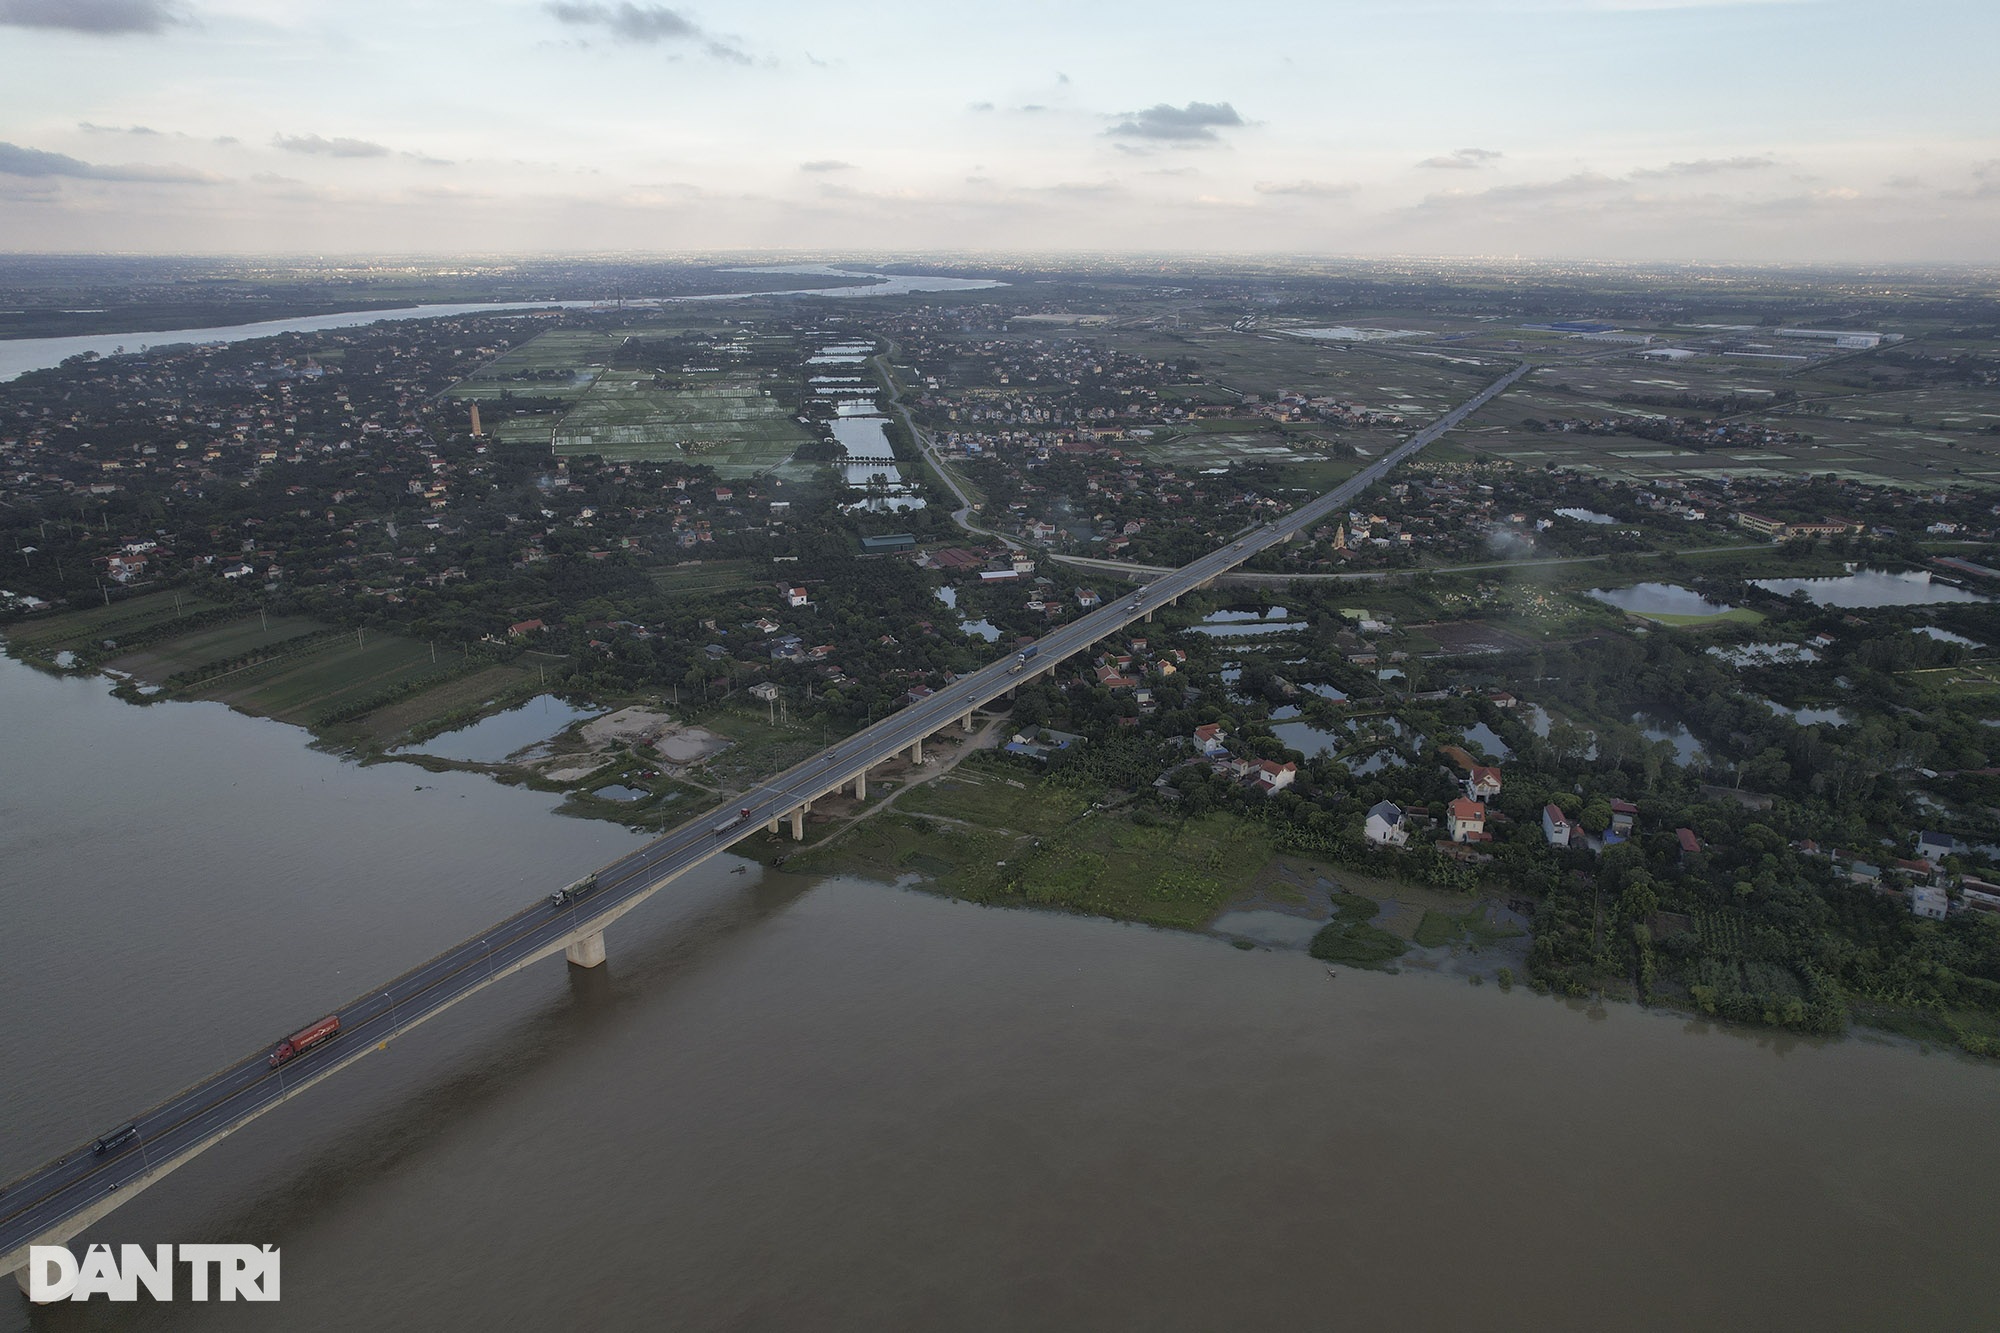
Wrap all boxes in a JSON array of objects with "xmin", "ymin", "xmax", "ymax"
[{"xmin": 2, "ymin": 358, "xmax": 1529, "ymax": 1281}]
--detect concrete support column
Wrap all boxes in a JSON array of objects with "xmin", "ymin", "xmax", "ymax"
[
  {"xmin": 767, "ymin": 817, "xmax": 780, "ymax": 835},
  {"xmin": 16, "ymin": 1266, "xmax": 33, "ymax": 1299},
  {"xmin": 790, "ymin": 806, "xmax": 806, "ymax": 840},
  {"xmin": 1144, "ymin": 610, "xmax": 1153, "ymax": 623},
  {"xmin": 564, "ymin": 930, "xmax": 606, "ymax": 969},
  {"xmin": 852, "ymin": 772, "xmax": 867, "ymax": 801},
  {"xmin": 962, "ymin": 711, "xmax": 975, "ymax": 733},
  {"xmin": 909, "ymin": 738, "xmax": 923, "ymax": 765}
]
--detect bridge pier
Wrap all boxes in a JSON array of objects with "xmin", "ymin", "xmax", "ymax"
[
  {"xmin": 790, "ymin": 806, "xmax": 806, "ymax": 840},
  {"xmin": 908, "ymin": 738, "xmax": 923, "ymax": 765},
  {"xmin": 962, "ymin": 710, "xmax": 975, "ymax": 733},
  {"xmin": 564, "ymin": 930, "xmax": 606, "ymax": 969},
  {"xmin": 14, "ymin": 1265, "xmax": 30, "ymax": 1300},
  {"xmin": 851, "ymin": 771, "xmax": 866, "ymax": 801},
  {"xmin": 767, "ymin": 816, "xmax": 780, "ymax": 835}
]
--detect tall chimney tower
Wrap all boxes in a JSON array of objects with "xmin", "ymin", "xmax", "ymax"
[{"xmin": 469, "ymin": 402, "xmax": 482, "ymax": 437}]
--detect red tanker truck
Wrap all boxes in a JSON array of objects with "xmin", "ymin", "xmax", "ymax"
[{"xmin": 268, "ymin": 1014, "xmax": 341, "ymax": 1067}]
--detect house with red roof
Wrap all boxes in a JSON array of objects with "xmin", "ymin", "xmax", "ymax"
[
  {"xmin": 1447, "ymin": 797, "xmax": 1489, "ymax": 843},
  {"xmin": 1542, "ymin": 804, "xmax": 1574, "ymax": 847},
  {"xmin": 1253, "ymin": 760, "xmax": 1297, "ymax": 795}
]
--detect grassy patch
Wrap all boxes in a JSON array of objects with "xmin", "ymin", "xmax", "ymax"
[
  {"xmin": 1309, "ymin": 891, "xmax": 1408, "ymax": 968},
  {"xmin": 799, "ymin": 780, "xmax": 1280, "ymax": 930},
  {"xmin": 650, "ymin": 560, "xmax": 761, "ymax": 597},
  {"xmin": 897, "ymin": 759, "xmax": 1088, "ymax": 835},
  {"xmin": 1413, "ymin": 910, "xmax": 1457, "ymax": 948}
]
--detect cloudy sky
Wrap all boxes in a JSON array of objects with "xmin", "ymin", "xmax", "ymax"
[{"xmin": 1, "ymin": 0, "xmax": 1995, "ymax": 262}]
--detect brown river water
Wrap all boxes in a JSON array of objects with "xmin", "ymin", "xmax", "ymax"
[{"xmin": 1, "ymin": 657, "xmax": 1995, "ymax": 1330}]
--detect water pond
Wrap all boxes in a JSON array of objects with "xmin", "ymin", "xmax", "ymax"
[
  {"xmin": 1191, "ymin": 620, "xmax": 1310, "ymax": 638},
  {"xmin": 1633, "ymin": 714, "xmax": 1704, "ymax": 766},
  {"xmin": 1588, "ymin": 583, "xmax": 1737, "ymax": 618},
  {"xmin": 1760, "ymin": 699, "xmax": 1852, "ymax": 727},
  {"xmin": 1204, "ymin": 607, "xmax": 1293, "ymax": 623},
  {"xmin": 1274, "ymin": 719, "xmax": 1341, "ymax": 759},
  {"xmin": 1462, "ymin": 722, "xmax": 1512, "ymax": 759},
  {"xmin": 1709, "ymin": 642, "xmax": 1819, "ymax": 667},
  {"xmin": 1555, "ymin": 508, "xmax": 1617, "ymax": 525},
  {"xmin": 1751, "ymin": 569, "xmax": 1988, "ymax": 608},
  {"xmin": 398, "ymin": 694, "xmax": 602, "ymax": 764},
  {"xmin": 1349, "ymin": 749, "xmax": 1407, "ymax": 776},
  {"xmin": 1209, "ymin": 910, "xmax": 1325, "ymax": 947}
]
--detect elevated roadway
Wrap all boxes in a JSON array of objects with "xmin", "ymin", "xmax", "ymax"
[{"xmin": 4, "ymin": 360, "xmax": 1528, "ymax": 1295}]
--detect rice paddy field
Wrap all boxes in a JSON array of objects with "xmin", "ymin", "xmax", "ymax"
[
  {"xmin": 1097, "ymin": 327, "xmax": 1505, "ymax": 413},
  {"xmin": 444, "ymin": 329, "xmax": 624, "ymax": 402},
  {"xmin": 1454, "ymin": 359, "xmax": 2000, "ymax": 489},
  {"xmin": 550, "ymin": 369, "xmax": 809, "ymax": 476}
]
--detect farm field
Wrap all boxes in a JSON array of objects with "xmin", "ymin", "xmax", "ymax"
[
  {"xmin": 551, "ymin": 370, "xmax": 809, "ymax": 476},
  {"xmin": 107, "ymin": 614, "xmax": 322, "ymax": 680},
  {"xmin": 4, "ymin": 591, "xmax": 222, "ymax": 661},
  {"xmin": 186, "ymin": 628, "xmax": 474, "ymax": 726},
  {"xmin": 334, "ymin": 662, "xmax": 543, "ymax": 746},
  {"xmin": 443, "ymin": 329, "xmax": 624, "ymax": 403},
  {"xmin": 649, "ymin": 559, "xmax": 761, "ymax": 596},
  {"xmin": 1452, "ymin": 357, "xmax": 2000, "ymax": 489},
  {"xmin": 1097, "ymin": 328, "xmax": 1502, "ymax": 412}
]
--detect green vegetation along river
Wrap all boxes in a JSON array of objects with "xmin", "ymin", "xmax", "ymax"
[{"xmin": 1, "ymin": 655, "xmax": 1996, "ymax": 1329}]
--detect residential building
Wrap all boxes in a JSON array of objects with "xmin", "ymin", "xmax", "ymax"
[
  {"xmin": 1364, "ymin": 800, "xmax": 1409, "ymax": 848},
  {"xmin": 1447, "ymin": 797, "xmax": 1488, "ymax": 843},
  {"xmin": 1254, "ymin": 760, "xmax": 1297, "ymax": 795},
  {"xmin": 1543, "ymin": 804, "xmax": 1573, "ymax": 848}
]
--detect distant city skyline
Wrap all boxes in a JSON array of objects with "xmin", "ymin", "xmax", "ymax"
[{"xmin": 1, "ymin": 0, "xmax": 1995, "ymax": 262}]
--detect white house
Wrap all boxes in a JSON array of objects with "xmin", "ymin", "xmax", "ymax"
[
  {"xmin": 1543, "ymin": 804, "xmax": 1574, "ymax": 848},
  {"xmin": 1912, "ymin": 885, "xmax": 1950, "ymax": 920},
  {"xmin": 1448, "ymin": 797, "xmax": 1487, "ymax": 843},
  {"xmin": 1253, "ymin": 760, "xmax": 1297, "ymax": 795},
  {"xmin": 1364, "ymin": 800, "xmax": 1409, "ymax": 848},
  {"xmin": 1192, "ymin": 723, "xmax": 1228, "ymax": 756}
]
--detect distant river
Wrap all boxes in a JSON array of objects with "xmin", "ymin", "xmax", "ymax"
[
  {"xmin": 0, "ymin": 269, "xmax": 1003, "ymax": 381},
  {"xmin": 0, "ymin": 654, "xmax": 1996, "ymax": 1329}
]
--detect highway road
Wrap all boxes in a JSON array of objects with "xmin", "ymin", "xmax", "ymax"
[{"xmin": 2, "ymin": 359, "xmax": 1528, "ymax": 1285}]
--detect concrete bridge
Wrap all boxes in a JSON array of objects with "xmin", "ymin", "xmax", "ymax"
[{"xmin": 4, "ymin": 361, "xmax": 1528, "ymax": 1299}]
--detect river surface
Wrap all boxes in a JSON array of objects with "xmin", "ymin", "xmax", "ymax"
[
  {"xmin": 1, "ymin": 655, "xmax": 1998, "ymax": 1329},
  {"xmin": 0, "ymin": 269, "xmax": 1004, "ymax": 381}
]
